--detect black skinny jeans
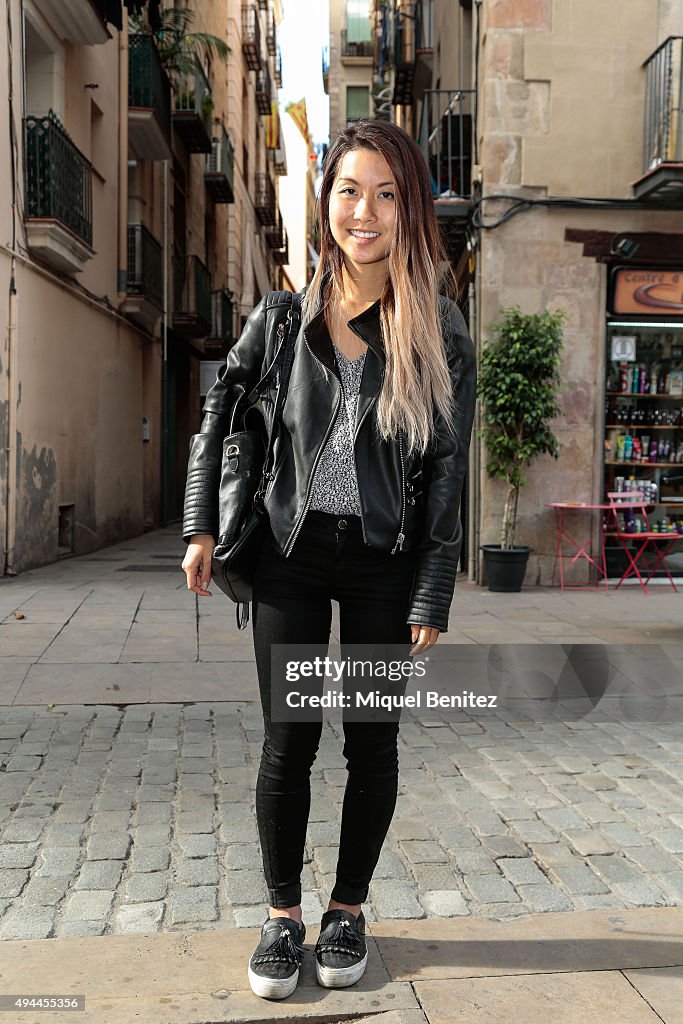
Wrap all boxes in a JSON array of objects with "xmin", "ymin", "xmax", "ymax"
[{"xmin": 251, "ymin": 509, "xmax": 418, "ymax": 908}]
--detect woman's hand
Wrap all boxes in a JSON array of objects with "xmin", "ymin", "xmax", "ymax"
[
  {"xmin": 182, "ymin": 535, "xmax": 216, "ymax": 597},
  {"xmin": 409, "ymin": 624, "xmax": 440, "ymax": 656}
]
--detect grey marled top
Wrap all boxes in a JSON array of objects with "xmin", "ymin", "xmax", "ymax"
[{"xmin": 308, "ymin": 343, "xmax": 367, "ymax": 515}]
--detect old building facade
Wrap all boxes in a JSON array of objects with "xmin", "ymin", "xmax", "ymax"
[
  {"xmin": 366, "ymin": 0, "xmax": 683, "ymax": 585},
  {"xmin": 0, "ymin": 0, "xmax": 290, "ymax": 573}
]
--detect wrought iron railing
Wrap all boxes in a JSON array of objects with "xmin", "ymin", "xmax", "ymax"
[
  {"xmin": 205, "ymin": 126, "xmax": 235, "ymax": 196},
  {"xmin": 174, "ymin": 63, "xmax": 213, "ymax": 131},
  {"xmin": 266, "ymin": 209, "xmax": 284, "ymax": 249},
  {"xmin": 395, "ymin": 0, "xmax": 433, "ymax": 64},
  {"xmin": 275, "ymin": 45, "xmax": 283, "ymax": 88},
  {"xmin": 255, "ymin": 68, "xmax": 272, "ymax": 114},
  {"xmin": 418, "ymin": 88, "xmax": 476, "ymax": 199},
  {"xmin": 23, "ymin": 110, "xmax": 93, "ymax": 246},
  {"xmin": 128, "ymin": 34, "xmax": 172, "ymax": 141},
  {"xmin": 341, "ymin": 28, "xmax": 373, "ymax": 58},
  {"xmin": 643, "ymin": 36, "xmax": 683, "ymax": 171},
  {"xmin": 273, "ymin": 226, "xmax": 288, "ymax": 265},
  {"xmin": 266, "ymin": 10, "xmax": 276, "ymax": 56},
  {"xmin": 241, "ymin": 3, "xmax": 262, "ymax": 71},
  {"xmin": 255, "ymin": 172, "xmax": 276, "ymax": 225},
  {"xmin": 208, "ymin": 288, "xmax": 233, "ymax": 343},
  {"xmin": 173, "ymin": 253, "xmax": 212, "ymax": 327},
  {"xmin": 127, "ymin": 224, "xmax": 163, "ymax": 309}
]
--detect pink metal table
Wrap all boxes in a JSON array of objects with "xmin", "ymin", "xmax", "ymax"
[{"xmin": 545, "ymin": 502, "xmax": 611, "ymax": 592}]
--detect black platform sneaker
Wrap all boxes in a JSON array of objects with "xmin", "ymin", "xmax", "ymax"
[
  {"xmin": 247, "ymin": 916, "xmax": 306, "ymax": 1000},
  {"xmin": 314, "ymin": 908, "xmax": 368, "ymax": 988}
]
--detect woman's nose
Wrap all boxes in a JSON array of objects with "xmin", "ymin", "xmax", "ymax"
[{"xmin": 353, "ymin": 196, "xmax": 376, "ymax": 219}]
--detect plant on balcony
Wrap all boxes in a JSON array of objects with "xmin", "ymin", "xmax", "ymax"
[
  {"xmin": 201, "ymin": 93, "xmax": 215, "ymax": 126},
  {"xmin": 129, "ymin": 5, "xmax": 229, "ymax": 84},
  {"xmin": 478, "ymin": 306, "xmax": 565, "ymax": 591}
]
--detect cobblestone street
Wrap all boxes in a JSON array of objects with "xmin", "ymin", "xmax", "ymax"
[{"xmin": 0, "ymin": 528, "xmax": 682, "ymax": 944}]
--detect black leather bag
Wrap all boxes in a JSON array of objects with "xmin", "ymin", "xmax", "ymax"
[{"xmin": 210, "ymin": 292, "xmax": 300, "ymax": 629}]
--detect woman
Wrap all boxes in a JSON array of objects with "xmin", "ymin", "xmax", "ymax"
[{"xmin": 181, "ymin": 119, "xmax": 476, "ymax": 1001}]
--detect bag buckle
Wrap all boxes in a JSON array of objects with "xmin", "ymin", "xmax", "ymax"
[{"xmin": 226, "ymin": 443, "xmax": 240, "ymax": 471}]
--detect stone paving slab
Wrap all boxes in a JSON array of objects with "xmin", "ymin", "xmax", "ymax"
[
  {"xmin": 0, "ymin": 908, "xmax": 680, "ymax": 1024},
  {"xmin": 414, "ymin": 970, "xmax": 664, "ymax": 1024},
  {"xmin": 623, "ymin": 967, "xmax": 683, "ymax": 1024},
  {"xmin": 370, "ymin": 906, "xmax": 683, "ymax": 982},
  {"xmin": 0, "ymin": 926, "xmax": 418, "ymax": 1024}
]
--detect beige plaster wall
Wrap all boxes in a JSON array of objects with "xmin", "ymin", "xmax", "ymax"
[
  {"xmin": 13, "ymin": 263, "xmax": 144, "ymax": 571},
  {"xmin": 480, "ymin": 0, "xmax": 671, "ymax": 198}
]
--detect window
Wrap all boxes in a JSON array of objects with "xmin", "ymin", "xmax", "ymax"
[
  {"xmin": 346, "ymin": 0, "xmax": 372, "ymax": 43},
  {"xmin": 346, "ymin": 86, "xmax": 370, "ymax": 122}
]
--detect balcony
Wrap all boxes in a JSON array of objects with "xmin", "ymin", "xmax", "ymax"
[
  {"xmin": 255, "ymin": 172, "xmax": 276, "ymax": 226},
  {"xmin": 393, "ymin": 1, "xmax": 434, "ymax": 105},
  {"xmin": 173, "ymin": 64, "xmax": 213, "ymax": 153},
  {"xmin": 274, "ymin": 144, "xmax": 287, "ymax": 175},
  {"xmin": 418, "ymin": 88, "xmax": 475, "ymax": 259},
  {"xmin": 266, "ymin": 208, "xmax": 284, "ymax": 249},
  {"xmin": 242, "ymin": 4, "xmax": 262, "ymax": 71},
  {"xmin": 206, "ymin": 289, "xmax": 234, "ymax": 352},
  {"xmin": 273, "ymin": 227, "xmax": 289, "ymax": 266},
  {"xmin": 255, "ymin": 68, "xmax": 272, "ymax": 115},
  {"xmin": 266, "ymin": 10, "xmax": 276, "ymax": 56},
  {"xmin": 633, "ymin": 37, "xmax": 683, "ymax": 202},
  {"xmin": 125, "ymin": 224, "xmax": 163, "ymax": 329},
  {"xmin": 275, "ymin": 45, "xmax": 283, "ymax": 89},
  {"xmin": 23, "ymin": 111, "xmax": 94, "ymax": 275},
  {"xmin": 32, "ymin": 0, "xmax": 109, "ymax": 45},
  {"xmin": 322, "ymin": 45, "xmax": 329, "ymax": 94},
  {"xmin": 173, "ymin": 254, "xmax": 212, "ymax": 338},
  {"xmin": 341, "ymin": 28, "xmax": 373, "ymax": 62},
  {"xmin": 205, "ymin": 126, "xmax": 235, "ymax": 203},
  {"xmin": 128, "ymin": 34, "xmax": 172, "ymax": 161}
]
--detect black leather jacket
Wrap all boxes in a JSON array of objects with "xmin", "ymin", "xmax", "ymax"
[{"xmin": 182, "ymin": 285, "xmax": 477, "ymax": 632}]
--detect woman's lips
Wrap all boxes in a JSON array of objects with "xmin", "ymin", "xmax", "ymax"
[{"xmin": 348, "ymin": 230, "xmax": 380, "ymax": 245}]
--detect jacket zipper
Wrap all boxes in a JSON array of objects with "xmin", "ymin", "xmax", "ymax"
[
  {"xmin": 391, "ymin": 430, "xmax": 406, "ymax": 554},
  {"xmin": 283, "ymin": 384, "xmax": 342, "ymax": 557},
  {"xmin": 351, "ymin": 391, "xmax": 377, "ymax": 545}
]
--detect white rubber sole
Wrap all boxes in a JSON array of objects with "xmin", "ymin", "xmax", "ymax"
[
  {"xmin": 315, "ymin": 950, "xmax": 368, "ymax": 988},
  {"xmin": 247, "ymin": 963, "xmax": 299, "ymax": 1000}
]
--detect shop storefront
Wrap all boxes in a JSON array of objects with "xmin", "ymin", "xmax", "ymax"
[{"xmin": 604, "ymin": 266, "xmax": 683, "ymax": 580}]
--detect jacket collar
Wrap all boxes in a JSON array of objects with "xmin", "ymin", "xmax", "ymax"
[{"xmin": 301, "ymin": 270, "xmax": 385, "ymax": 369}]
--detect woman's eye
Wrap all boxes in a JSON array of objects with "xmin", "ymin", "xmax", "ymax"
[{"xmin": 339, "ymin": 187, "xmax": 394, "ymax": 199}]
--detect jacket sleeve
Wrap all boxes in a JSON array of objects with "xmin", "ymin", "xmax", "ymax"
[
  {"xmin": 406, "ymin": 311, "xmax": 477, "ymax": 632},
  {"xmin": 182, "ymin": 295, "xmax": 268, "ymax": 544}
]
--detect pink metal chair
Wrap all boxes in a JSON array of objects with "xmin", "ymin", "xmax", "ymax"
[{"xmin": 606, "ymin": 491, "xmax": 680, "ymax": 593}]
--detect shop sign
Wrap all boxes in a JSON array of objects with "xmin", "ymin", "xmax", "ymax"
[{"xmin": 613, "ymin": 268, "xmax": 683, "ymax": 315}]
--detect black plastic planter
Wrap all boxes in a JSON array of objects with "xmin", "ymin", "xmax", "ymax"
[{"xmin": 481, "ymin": 544, "xmax": 533, "ymax": 592}]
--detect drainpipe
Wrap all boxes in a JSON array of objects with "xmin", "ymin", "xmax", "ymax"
[
  {"xmin": 117, "ymin": 17, "xmax": 129, "ymax": 298},
  {"xmin": 4, "ymin": 261, "xmax": 18, "ymax": 577},
  {"xmin": 160, "ymin": 158, "xmax": 169, "ymax": 525},
  {"xmin": 467, "ymin": 270, "xmax": 478, "ymax": 583}
]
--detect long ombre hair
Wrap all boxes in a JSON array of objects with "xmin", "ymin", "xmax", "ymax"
[{"xmin": 302, "ymin": 119, "xmax": 460, "ymax": 457}]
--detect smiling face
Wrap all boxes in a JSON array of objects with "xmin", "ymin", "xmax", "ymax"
[{"xmin": 328, "ymin": 148, "xmax": 397, "ymax": 275}]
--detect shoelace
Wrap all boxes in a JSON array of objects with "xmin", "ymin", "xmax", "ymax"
[
  {"xmin": 253, "ymin": 924, "xmax": 305, "ymax": 966},
  {"xmin": 317, "ymin": 917, "xmax": 364, "ymax": 959}
]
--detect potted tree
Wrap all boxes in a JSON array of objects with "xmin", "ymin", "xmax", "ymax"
[{"xmin": 478, "ymin": 306, "xmax": 566, "ymax": 592}]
